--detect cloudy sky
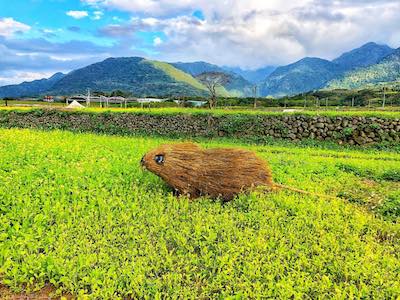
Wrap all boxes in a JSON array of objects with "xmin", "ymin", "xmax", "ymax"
[{"xmin": 0, "ymin": 0, "xmax": 399, "ymax": 85}]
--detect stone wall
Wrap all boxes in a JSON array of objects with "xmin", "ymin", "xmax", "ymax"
[{"xmin": 0, "ymin": 109, "xmax": 399, "ymax": 145}]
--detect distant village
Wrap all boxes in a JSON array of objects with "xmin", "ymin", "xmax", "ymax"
[{"xmin": 38, "ymin": 93, "xmax": 207, "ymax": 108}]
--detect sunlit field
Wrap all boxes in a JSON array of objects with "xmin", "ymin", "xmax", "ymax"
[
  {"xmin": 0, "ymin": 129, "xmax": 399, "ymax": 298},
  {"xmin": 1, "ymin": 99, "xmax": 400, "ymax": 115}
]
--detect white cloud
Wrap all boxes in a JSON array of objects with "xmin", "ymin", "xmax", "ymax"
[
  {"xmin": 66, "ymin": 10, "xmax": 89, "ymax": 19},
  {"xmin": 153, "ymin": 37, "xmax": 163, "ymax": 46},
  {"xmin": 93, "ymin": 11, "xmax": 104, "ymax": 20},
  {"xmin": 83, "ymin": 0, "xmax": 196, "ymax": 16},
  {"xmin": 0, "ymin": 18, "xmax": 31, "ymax": 38},
  {"xmin": 0, "ymin": 71, "xmax": 55, "ymax": 86},
  {"xmin": 94, "ymin": 0, "xmax": 400, "ymax": 68}
]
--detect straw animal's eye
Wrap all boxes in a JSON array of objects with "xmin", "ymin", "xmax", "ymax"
[{"xmin": 154, "ymin": 154, "xmax": 165, "ymax": 165}]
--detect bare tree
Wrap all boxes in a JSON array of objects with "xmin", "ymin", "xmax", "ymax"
[{"xmin": 197, "ymin": 72, "xmax": 230, "ymax": 109}]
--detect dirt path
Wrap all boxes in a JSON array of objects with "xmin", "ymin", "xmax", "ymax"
[{"xmin": 0, "ymin": 284, "xmax": 73, "ymax": 300}]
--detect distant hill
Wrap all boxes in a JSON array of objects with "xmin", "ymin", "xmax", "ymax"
[
  {"xmin": 172, "ymin": 61, "xmax": 223, "ymax": 76},
  {"xmin": 48, "ymin": 57, "xmax": 209, "ymax": 97},
  {"xmin": 259, "ymin": 42, "xmax": 396, "ymax": 96},
  {"xmin": 223, "ymin": 66, "xmax": 276, "ymax": 84},
  {"xmin": 173, "ymin": 62, "xmax": 276, "ymax": 85},
  {"xmin": 260, "ymin": 58, "xmax": 342, "ymax": 96},
  {"xmin": 0, "ymin": 72, "xmax": 65, "ymax": 98},
  {"xmin": 172, "ymin": 61, "xmax": 252, "ymax": 96},
  {"xmin": 326, "ymin": 48, "xmax": 400, "ymax": 89},
  {"xmin": 333, "ymin": 42, "xmax": 394, "ymax": 71},
  {"xmin": 223, "ymin": 73, "xmax": 253, "ymax": 96}
]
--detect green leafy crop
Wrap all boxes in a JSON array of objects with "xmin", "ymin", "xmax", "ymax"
[{"xmin": 0, "ymin": 129, "xmax": 399, "ymax": 299}]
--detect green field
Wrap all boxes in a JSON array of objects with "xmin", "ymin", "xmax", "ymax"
[
  {"xmin": 0, "ymin": 129, "xmax": 399, "ymax": 298},
  {"xmin": 1, "ymin": 105, "xmax": 400, "ymax": 119}
]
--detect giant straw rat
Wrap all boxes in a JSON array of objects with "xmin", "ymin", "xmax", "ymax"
[{"xmin": 141, "ymin": 143, "xmax": 329, "ymax": 201}]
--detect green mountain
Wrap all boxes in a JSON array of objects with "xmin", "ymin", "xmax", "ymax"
[
  {"xmin": 49, "ymin": 57, "xmax": 208, "ymax": 97},
  {"xmin": 260, "ymin": 58, "xmax": 342, "ymax": 97},
  {"xmin": 332, "ymin": 42, "xmax": 394, "ymax": 71},
  {"xmin": 326, "ymin": 48, "xmax": 400, "ymax": 89},
  {"xmin": 171, "ymin": 61, "xmax": 223, "ymax": 76},
  {"xmin": 0, "ymin": 72, "xmax": 65, "ymax": 98},
  {"xmin": 259, "ymin": 42, "xmax": 396, "ymax": 96}
]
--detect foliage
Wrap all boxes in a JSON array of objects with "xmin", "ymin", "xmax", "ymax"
[
  {"xmin": 377, "ymin": 196, "xmax": 400, "ymax": 221},
  {"xmin": 279, "ymin": 87, "xmax": 400, "ymax": 107},
  {"xmin": 0, "ymin": 129, "xmax": 399, "ymax": 299},
  {"xmin": 343, "ymin": 127, "xmax": 354, "ymax": 137}
]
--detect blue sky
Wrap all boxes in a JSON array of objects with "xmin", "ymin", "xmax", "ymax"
[{"xmin": 0, "ymin": 0, "xmax": 400, "ymax": 85}]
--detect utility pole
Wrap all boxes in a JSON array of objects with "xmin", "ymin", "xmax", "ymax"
[
  {"xmin": 382, "ymin": 87, "xmax": 386, "ymax": 108},
  {"xmin": 351, "ymin": 97, "xmax": 354, "ymax": 107},
  {"xmin": 86, "ymin": 88, "xmax": 91, "ymax": 107},
  {"xmin": 303, "ymin": 93, "xmax": 307, "ymax": 108},
  {"xmin": 253, "ymin": 85, "xmax": 258, "ymax": 109}
]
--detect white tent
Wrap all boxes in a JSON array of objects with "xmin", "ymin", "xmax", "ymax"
[{"xmin": 66, "ymin": 100, "xmax": 85, "ymax": 109}]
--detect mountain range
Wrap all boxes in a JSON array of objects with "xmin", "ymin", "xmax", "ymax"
[
  {"xmin": 260, "ymin": 57, "xmax": 342, "ymax": 96},
  {"xmin": 327, "ymin": 48, "xmax": 400, "ymax": 90},
  {"xmin": 0, "ymin": 42, "xmax": 398, "ymax": 98},
  {"xmin": 260, "ymin": 42, "xmax": 397, "ymax": 96}
]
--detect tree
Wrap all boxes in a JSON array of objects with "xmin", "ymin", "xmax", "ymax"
[
  {"xmin": 3, "ymin": 97, "xmax": 11, "ymax": 107},
  {"xmin": 111, "ymin": 90, "xmax": 126, "ymax": 97},
  {"xmin": 197, "ymin": 72, "xmax": 230, "ymax": 109}
]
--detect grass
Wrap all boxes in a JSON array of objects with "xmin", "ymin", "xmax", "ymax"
[
  {"xmin": 1, "ymin": 105, "xmax": 400, "ymax": 118},
  {"xmin": 0, "ymin": 129, "xmax": 399, "ymax": 299}
]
